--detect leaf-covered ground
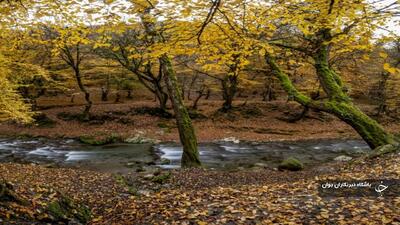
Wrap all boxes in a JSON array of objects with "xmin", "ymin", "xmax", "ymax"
[
  {"xmin": 1, "ymin": 100, "xmax": 400, "ymax": 143},
  {"xmin": 0, "ymin": 152, "xmax": 399, "ymax": 224}
]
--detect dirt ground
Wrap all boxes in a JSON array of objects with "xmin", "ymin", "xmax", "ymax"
[{"xmin": 0, "ymin": 95, "xmax": 399, "ymax": 143}]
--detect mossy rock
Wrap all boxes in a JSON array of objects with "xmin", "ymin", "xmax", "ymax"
[
  {"xmin": 369, "ymin": 144, "xmax": 400, "ymax": 158},
  {"xmin": 79, "ymin": 134, "xmax": 120, "ymax": 146},
  {"xmin": 124, "ymin": 135, "xmax": 158, "ymax": 144},
  {"xmin": 152, "ymin": 172, "xmax": 171, "ymax": 184},
  {"xmin": 278, "ymin": 157, "xmax": 304, "ymax": 171},
  {"xmin": 46, "ymin": 195, "xmax": 90, "ymax": 224},
  {"xmin": 160, "ymin": 158, "xmax": 171, "ymax": 165}
]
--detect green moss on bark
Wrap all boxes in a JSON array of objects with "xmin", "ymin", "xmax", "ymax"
[
  {"xmin": 324, "ymin": 101, "xmax": 396, "ymax": 149},
  {"xmin": 265, "ymin": 43, "xmax": 397, "ymax": 151},
  {"xmin": 265, "ymin": 55, "xmax": 312, "ymax": 106},
  {"xmin": 160, "ymin": 56, "xmax": 201, "ymax": 168}
]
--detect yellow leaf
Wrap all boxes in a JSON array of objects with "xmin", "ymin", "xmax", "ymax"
[
  {"xmin": 379, "ymin": 52, "xmax": 388, "ymax": 59},
  {"xmin": 362, "ymin": 55, "xmax": 370, "ymax": 60},
  {"xmin": 383, "ymin": 63, "xmax": 397, "ymax": 74}
]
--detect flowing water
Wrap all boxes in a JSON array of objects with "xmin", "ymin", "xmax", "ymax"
[{"xmin": 0, "ymin": 138, "xmax": 370, "ymax": 173}]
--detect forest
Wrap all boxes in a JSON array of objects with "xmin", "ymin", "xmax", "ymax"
[{"xmin": 0, "ymin": 0, "xmax": 399, "ymax": 224}]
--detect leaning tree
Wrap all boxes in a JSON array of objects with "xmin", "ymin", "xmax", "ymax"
[{"xmin": 191, "ymin": 0, "xmax": 400, "ymax": 150}]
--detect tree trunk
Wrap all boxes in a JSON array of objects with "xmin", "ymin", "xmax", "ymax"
[
  {"xmin": 192, "ymin": 94, "xmax": 203, "ymax": 110},
  {"xmin": 265, "ymin": 51, "xmax": 397, "ymax": 150},
  {"xmin": 263, "ymin": 81, "xmax": 276, "ymax": 101},
  {"xmin": 192, "ymin": 87, "xmax": 206, "ymax": 110},
  {"xmin": 221, "ymin": 75, "xmax": 238, "ymax": 112},
  {"xmin": 313, "ymin": 47, "xmax": 348, "ymax": 102},
  {"xmin": 376, "ymin": 72, "xmax": 389, "ymax": 116},
  {"xmin": 70, "ymin": 94, "xmax": 75, "ymax": 103},
  {"xmin": 101, "ymin": 87, "xmax": 109, "ymax": 101},
  {"xmin": 205, "ymin": 89, "xmax": 211, "ymax": 100},
  {"xmin": 313, "ymin": 46, "xmax": 396, "ymax": 149},
  {"xmin": 74, "ymin": 69, "xmax": 92, "ymax": 120},
  {"xmin": 187, "ymin": 74, "xmax": 199, "ymax": 101},
  {"xmin": 160, "ymin": 56, "xmax": 201, "ymax": 168},
  {"xmin": 101, "ymin": 75, "xmax": 110, "ymax": 102},
  {"xmin": 324, "ymin": 101, "xmax": 395, "ymax": 149},
  {"xmin": 126, "ymin": 90, "xmax": 133, "ymax": 99},
  {"xmin": 115, "ymin": 91, "xmax": 121, "ymax": 103},
  {"xmin": 154, "ymin": 86, "xmax": 168, "ymax": 111}
]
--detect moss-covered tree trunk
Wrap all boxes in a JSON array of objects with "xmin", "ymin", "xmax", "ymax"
[
  {"xmin": 139, "ymin": 5, "xmax": 200, "ymax": 167},
  {"xmin": 160, "ymin": 56, "xmax": 201, "ymax": 167},
  {"xmin": 265, "ymin": 47, "xmax": 397, "ymax": 150},
  {"xmin": 313, "ymin": 44, "xmax": 396, "ymax": 149},
  {"xmin": 323, "ymin": 101, "xmax": 395, "ymax": 148}
]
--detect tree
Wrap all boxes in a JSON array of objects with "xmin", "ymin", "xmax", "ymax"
[
  {"xmin": 42, "ymin": 25, "xmax": 93, "ymax": 120},
  {"xmin": 188, "ymin": 20, "xmax": 256, "ymax": 111},
  {"xmin": 26, "ymin": 1, "xmax": 108, "ymax": 119},
  {"xmin": 124, "ymin": 0, "xmax": 202, "ymax": 167},
  {"xmin": 0, "ymin": 0, "xmax": 34, "ymax": 203},
  {"xmin": 0, "ymin": 0, "xmax": 41, "ymax": 123},
  {"xmin": 0, "ymin": 55, "xmax": 33, "ymax": 123},
  {"xmin": 192, "ymin": 0, "xmax": 399, "ymax": 150},
  {"xmin": 95, "ymin": 28, "xmax": 169, "ymax": 110},
  {"xmin": 191, "ymin": 77, "xmax": 210, "ymax": 110},
  {"xmin": 262, "ymin": 0, "xmax": 399, "ymax": 149},
  {"xmin": 111, "ymin": 74, "xmax": 136, "ymax": 102},
  {"xmin": 5, "ymin": 33, "xmax": 62, "ymax": 110},
  {"xmin": 375, "ymin": 40, "xmax": 400, "ymax": 116}
]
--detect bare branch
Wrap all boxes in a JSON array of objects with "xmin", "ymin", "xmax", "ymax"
[{"xmin": 196, "ymin": 0, "xmax": 221, "ymax": 44}]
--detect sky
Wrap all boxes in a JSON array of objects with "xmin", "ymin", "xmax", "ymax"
[
  {"xmin": 369, "ymin": 0, "xmax": 399, "ymax": 36},
  {"xmin": 17, "ymin": 0, "xmax": 400, "ymax": 38}
]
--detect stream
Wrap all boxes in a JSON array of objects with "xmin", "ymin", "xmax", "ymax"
[{"xmin": 0, "ymin": 138, "xmax": 370, "ymax": 173}]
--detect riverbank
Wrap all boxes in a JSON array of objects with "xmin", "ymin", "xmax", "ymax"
[
  {"xmin": 0, "ymin": 138, "xmax": 371, "ymax": 173},
  {"xmin": 0, "ymin": 151, "xmax": 399, "ymax": 224},
  {"xmin": 0, "ymin": 100, "xmax": 399, "ymax": 143}
]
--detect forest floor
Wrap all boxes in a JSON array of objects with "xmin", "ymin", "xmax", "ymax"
[
  {"xmin": 1, "ymin": 97, "xmax": 400, "ymax": 142},
  {"xmin": 0, "ymin": 151, "xmax": 399, "ymax": 224}
]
